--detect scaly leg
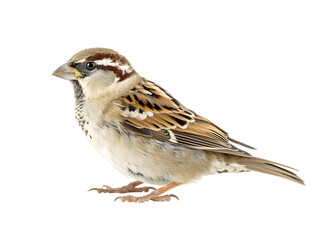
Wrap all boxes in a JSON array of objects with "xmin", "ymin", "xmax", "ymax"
[
  {"xmin": 88, "ymin": 181, "xmax": 155, "ymax": 194},
  {"xmin": 115, "ymin": 182, "xmax": 180, "ymax": 203}
]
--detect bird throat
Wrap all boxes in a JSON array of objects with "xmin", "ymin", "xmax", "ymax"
[
  {"xmin": 71, "ymin": 80, "xmax": 84, "ymax": 103},
  {"xmin": 71, "ymin": 81, "xmax": 90, "ymax": 137}
]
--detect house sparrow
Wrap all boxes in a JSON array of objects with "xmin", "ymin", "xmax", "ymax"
[{"xmin": 52, "ymin": 48, "xmax": 304, "ymax": 203}]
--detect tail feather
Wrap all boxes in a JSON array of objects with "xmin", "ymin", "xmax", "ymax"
[{"xmin": 237, "ymin": 158, "xmax": 305, "ymax": 185}]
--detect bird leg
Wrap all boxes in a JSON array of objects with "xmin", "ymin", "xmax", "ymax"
[
  {"xmin": 115, "ymin": 182, "xmax": 180, "ymax": 203},
  {"xmin": 88, "ymin": 181, "xmax": 156, "ymax": 194}
]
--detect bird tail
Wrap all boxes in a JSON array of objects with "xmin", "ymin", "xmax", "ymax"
[{"xmin": 235, "ymin": 157, "xmax": 305, "ymax": 185}]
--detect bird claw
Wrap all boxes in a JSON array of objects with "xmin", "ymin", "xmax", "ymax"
[
  {"xmin": 131, "ymin": 186, "xmax": 156, "ymax": 193},
  {"xmin": 90, "ymin": 182, "xmax": 180, "ymax": 203},
  {"xmin": 151, "ymin": 194, "xmax": 179, "ymax": 202},
  {"xmin": 88, "ymin": 185, "xmax": 112, "ymax": 193},
  {"xmin": 88, "ymin": 182, "xmax": 156, "ymax": 194},
  {"xmin": 114, "ymin": 194, "xmax": 179, "ymax": 203}
]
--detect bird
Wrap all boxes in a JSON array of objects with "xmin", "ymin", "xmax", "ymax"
[{"xmin": 52, "ymin": 48, "xmax": 304, "ymax": 203}]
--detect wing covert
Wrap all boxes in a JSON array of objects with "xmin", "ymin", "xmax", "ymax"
[{"xmin": 120, "ymin": 80, "xmax": 254, "ymax": 157}]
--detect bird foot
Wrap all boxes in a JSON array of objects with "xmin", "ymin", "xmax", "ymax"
[
  {"xmin": 115, "ymin": 194, "xmax": 179, "ymax": 203},
  {"xmin": 88, "ymin": 181, "xmax": 155, "ymax": 194}
]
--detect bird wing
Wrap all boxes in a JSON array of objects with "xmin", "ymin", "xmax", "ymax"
[{"xmin": 120, "ymin": 80, "xmax": 255, "ymax": 157}]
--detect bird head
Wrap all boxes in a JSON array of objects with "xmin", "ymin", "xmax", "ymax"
[{"xmin": 52, "ymin": 48, "xmax": 138, "ymax": 100}]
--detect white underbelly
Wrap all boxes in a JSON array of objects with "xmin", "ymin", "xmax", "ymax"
[
  {"xmin": 86, "ymin": 124, "xmax": 175, "ymax": 184},
  {"xmin": 84, "ymin": 122, "xmax": 248, "ymax": 185}
]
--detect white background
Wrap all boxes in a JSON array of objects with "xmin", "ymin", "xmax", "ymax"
[{"xmin": 1, "ymin": 1, "xmax": 319, "ymax": 239}]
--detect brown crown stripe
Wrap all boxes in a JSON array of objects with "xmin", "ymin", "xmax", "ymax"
[
  {"xmin": 86, "ymin": 53, "xmax": 131, "ymax": 66},
  {"xmin": 99, "ymin": 65, "xmax": 135, "ymax": 81},
  {"xmin": 119, "ymin": 71, "xmax": 135, "ymax": 81}
]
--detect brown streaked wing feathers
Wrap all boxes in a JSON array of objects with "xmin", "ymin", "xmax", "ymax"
[{"xmin": 121, "ymin": 80, "xmax": 254, "ymax": 157}]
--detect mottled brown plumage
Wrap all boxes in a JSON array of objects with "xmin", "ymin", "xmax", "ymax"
[
  {"xmin": 121, "ymin": 79, "xmax": 254, "ymax": 157},
  {"xmin": 52, "ymin": 48, "xmax": 304, "ymax": 203}
]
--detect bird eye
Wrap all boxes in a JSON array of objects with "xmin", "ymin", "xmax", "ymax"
[{"xmin": 85, "ymin": 62, "xmax": 96, "ymax": 71}]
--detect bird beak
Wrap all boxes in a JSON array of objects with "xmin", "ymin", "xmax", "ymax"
[{"xmin": 52, "ymin": 62, "xmax": 83, "ymax": 81}]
